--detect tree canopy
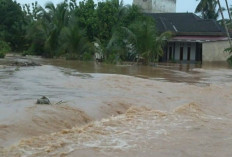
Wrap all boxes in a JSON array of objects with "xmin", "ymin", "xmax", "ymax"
[
  {"xmin": 0, "ymin": 0, "xmax": 170, "ymax": 64},
  {"xmin": 195, "ymin": 0, "xmax": 220, "ymax": 20},
  {"xmin": 0, "ymin": 0, "xmax": 26, "ymax": 50}
]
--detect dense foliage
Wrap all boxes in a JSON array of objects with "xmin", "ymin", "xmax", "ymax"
[
  {"xmin": 0, "ymin": 0, "xmax": 27, "ymax": 51},
  {"xmin": 195, "ymin": 0, "xmax": 221, "ymax": 20},
  {"xmin": 0, "ymin": 0, "xmax": 171, "ymax": 63},
  {"xmin": 0, "ymin": 40, "xmax": 11, "ymax": 58}
]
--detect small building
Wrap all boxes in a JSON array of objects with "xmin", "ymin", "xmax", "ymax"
[
  {"xmin": 147, "ymin": 13, "xmax": 230, "ymax": 63},
  {"xmin": 133, "ymin": 0, "xmax": 176, "ymax": 13}
]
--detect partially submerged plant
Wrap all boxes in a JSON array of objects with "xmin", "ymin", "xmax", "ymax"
[{"xmin": 224, "ymin": 47, "xmax": 232, "ymax": 66}]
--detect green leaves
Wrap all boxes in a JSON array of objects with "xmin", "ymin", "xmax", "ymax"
[
  {"xmin": 60, "ymin": 19, "xmax": 93, "ymax": 59},
  {"xmin": 195, "ymin": 0, "xmax": 220, "ymax": 20},
  {"xmin": 0, "ymin": 40, "xmax": 11, "ymax": 58},
  {"xmin": 224, "ymin": 47, "xmax": 232, "ymax": 66},
  {"xmin": 0, "ymin": 0, "xmax": 26, "ymax": 50},
  {"xmin": 75, "ymin": 0, "xmax": 98, "ymax": 41},
  {"xmin": 0, "ymin": 0, "xmax": 170, "ymax": 63}
]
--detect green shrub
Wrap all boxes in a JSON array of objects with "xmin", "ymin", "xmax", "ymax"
[
  {"xmin": 0, "ymin": 40, "xmax": 11, "ymax": 53},
  {"xmin": 22, "ymin": 50, "xmax": 34, "ymax": 56},
  {"xmin": 82, "ymin": 52, "xmax": 93, "ymax": 61},
  {"xmin": 225, "ymin": 48, "xmax": 232, "ymax": 66},
  {"xmin": 0, "ymin": 40, "xmax": 11, "ymax": 58},
  {"xmin": 0, "ymin": 52, "xmax": 5, "ymax": 58},
  {"xmin": 65, "ymin": 53, "xmax": 79, "ymax": 60},
  {"xmin": 227, "ymin": 55, "xmax": 232, "ymax": 66},
  {"xmin": 105, "ymin": 53, "xmax": 122, "ymax": 64}
]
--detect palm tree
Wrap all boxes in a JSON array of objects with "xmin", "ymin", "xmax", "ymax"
[
  {"xmin": 125, "ymin": 17, "xmax": 172, "ymax": 64},
  {"xmin": 60, "ymin": 18, "xmax": 93, "ymax": 59},
  {"xmin": 43, "ymin": 2, "xmax": 69, "ymax": 57},
  {"xmin": 195, "ymin": 0, "xmax": 220, "ymax": 20}
]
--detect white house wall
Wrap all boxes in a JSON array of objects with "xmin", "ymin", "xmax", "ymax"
[
  {"xmin": 174, "ymin": 42, "xmax": 196, "ymax": 61},
  {"xmin": 202, "ymin": 41, "xmax": 230, "ymax": 61}
]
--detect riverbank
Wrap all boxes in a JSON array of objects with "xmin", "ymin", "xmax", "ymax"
[{"xmin": 0, "ymin": 55, "xmax": 232, "ymax": 156}]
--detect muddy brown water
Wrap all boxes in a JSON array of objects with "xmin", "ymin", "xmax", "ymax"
[{"xmin": 0, "ymin": 55, "xmax": 232, "ymax": 157}]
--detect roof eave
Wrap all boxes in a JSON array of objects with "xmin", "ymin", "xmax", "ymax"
[{"xmin": 174, "ymin": 32, "xmax": 227, "ymax": 36}]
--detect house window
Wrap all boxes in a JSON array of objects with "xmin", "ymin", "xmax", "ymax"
[
  {"xmin": 187, "ymin": 47, "xmax": 191, "ymax": 61},
  {"xmin": 180, "ymin": 47, "xmax": 184, "ymax": 61},
  {"xmin": 169, "ymin": 47, "xmax": 172, "ymax": 60}
]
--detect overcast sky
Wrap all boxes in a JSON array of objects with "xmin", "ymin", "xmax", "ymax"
[{"xmin": 16, "ymin": 0, "xmax": 232, "ymax": 17}]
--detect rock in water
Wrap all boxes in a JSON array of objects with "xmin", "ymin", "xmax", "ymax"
[{"xmin": 36, "ymin": 96, "xmax": 51, "ymax": 105}]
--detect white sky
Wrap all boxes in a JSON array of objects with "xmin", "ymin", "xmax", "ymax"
[{"xmin": 16, "ymin": 0, "xmax": 232, "ymax": 18}]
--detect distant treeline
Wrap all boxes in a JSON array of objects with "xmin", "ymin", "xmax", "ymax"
[{"xmin": 0, "ymin": 0, "xmax": 171, "ymax": 63}]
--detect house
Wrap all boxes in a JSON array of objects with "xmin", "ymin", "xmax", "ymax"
[
  {"xmin": 147, "ymin": 13, "xmax": 230, "ymax": 63},
  {"xmin": 133, "ymin": 0, "xmax": 230, "ymax": 63}
]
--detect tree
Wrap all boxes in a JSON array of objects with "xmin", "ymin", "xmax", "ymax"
[
  {"xmin": 26, "ymin": 1, "xmax": 69, "ymax": 57},
  {"xmin": 96, "ymin": 1, "xmax": 116, "ymax": 42},
  {"xmin": 60, "ymin": 18, "xmax": 93, "ymax": 60},
  {"xmin": 94, "ymin": 1, "xmax": 144, "ymax": 62},
  {"xmin": 195, "ymin": 0, "xmax": 220, "ymax": 20},
  {"xmin": 0, "ymin": 0, "xmax": 26, "ymax": 50},
  {"xmin": 127, "ymin": 17, "xmax": 172, "ymax": 64},
  {"xmin": 75, "ymin": 0, "xmax": 98, "ymax": 41}
]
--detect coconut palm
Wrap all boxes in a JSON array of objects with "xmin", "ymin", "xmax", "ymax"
[
  {"xmin": 60, "ymin": 18, "xmax": 93, "ymax": 59},
  {"xmin": 26, "ymin": 1, "xmax": 70, "ymax": 57},
  {"xmin": 195, "ymin": 0, "xmax": 220, "ymax": 20},
  {"xmin": 43, "ymin": 2, "xmax": 69, "ymax": 56},
  {"xmin": 127, "ymin": 17, "xmax": 172, "ymax": 64}
]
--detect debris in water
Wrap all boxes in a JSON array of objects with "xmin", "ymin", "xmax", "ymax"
[
  {"xmin": 36, "ymin": 96, "xmax": 51, "ymax": 105},
  {"xmin": 10, "ymin": 61, "xmax": 41, "ymax": 67}
]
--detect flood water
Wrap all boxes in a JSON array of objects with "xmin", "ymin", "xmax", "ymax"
[{"xmin": 0, "ymin": 55, "xmax": 232, "ymax": 157}]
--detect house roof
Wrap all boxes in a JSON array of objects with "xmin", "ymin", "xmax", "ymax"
[{"xmin": 146, "ymin": 13, "xmax": 226, "ymax": 36}]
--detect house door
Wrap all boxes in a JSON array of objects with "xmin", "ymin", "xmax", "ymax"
[
  {"xmin": 180, "ymin": 47, "xmax": 183, "ymax": 61},
  {"xmin": 187, "ymin": 47, "xmax": 191, "ymax": 61}
]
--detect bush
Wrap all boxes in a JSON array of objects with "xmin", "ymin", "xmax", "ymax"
[
  {"xmin": 0, "ymin": 40, "xmax": 11, "ymax": 58},
  {"xmin": 0, "ymin": 52, "xmax": 5, "ymax": 58},
  {"xmin": 227, "ymin": 55, "xmax": 232, "ymax": 66},
  {"xmin": 22, "ymin": 50, "xmax": 34, "ymax": 56},
  {"xmin": 65, "ymin": 53, "xmax": 79, "ymax": 60},
  {"xmin": 82, "ymin": 52, "xmax": 93, "ymax": 61},
  {"xmin": 225, "ymin": 48, "xmax": 232, "ymax": 66},
  {"xmin": 105, "ymin": 53, "xmax": 122, "ymax": 64}
]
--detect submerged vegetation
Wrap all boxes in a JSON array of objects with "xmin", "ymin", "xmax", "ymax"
[{"xmin": 0, "ymin": 0, "xmax": 171, "ymax": 63}]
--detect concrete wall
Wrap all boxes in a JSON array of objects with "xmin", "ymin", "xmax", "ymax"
[
  {"xmin": 133, "ymin": 0, "xmax": 176, "ymax": 13},
  {"xmin": 133, "ymin": 0, "xmax": 152, "ymax": 13},
  {"xmin": 202, "ymin": 41, "xmax": 230, "ymax": 62},
  {"xmin": 152, "ymin": 0, "xmax": 176, "ymax": 13}
]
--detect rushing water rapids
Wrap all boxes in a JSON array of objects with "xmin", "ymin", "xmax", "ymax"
[{"xmin": 0, "ymin": 55, "xmax": 232, "ymax": 156}]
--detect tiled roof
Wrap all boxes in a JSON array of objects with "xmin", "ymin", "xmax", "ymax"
[{"xmin": 146, "ymin": 13, "xmax": 226, "ymax": 36}]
